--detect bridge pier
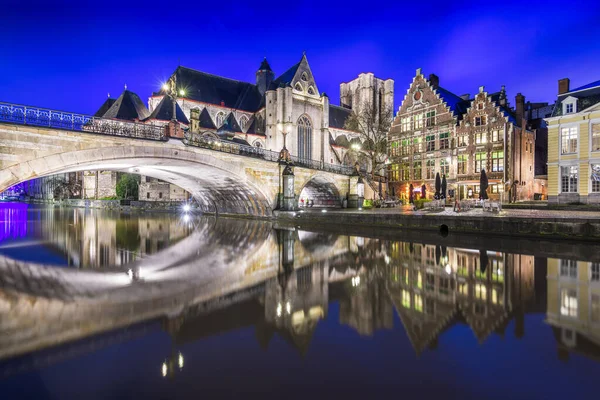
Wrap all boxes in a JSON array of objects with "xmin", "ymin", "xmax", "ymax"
[{"xmin": 281, "ymin": 164, "xmax": 295, "ymax": 211}]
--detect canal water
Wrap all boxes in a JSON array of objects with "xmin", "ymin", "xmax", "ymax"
[{"xmin": 0, "ymin": 203, "xmax": 599, "ymax": 399}]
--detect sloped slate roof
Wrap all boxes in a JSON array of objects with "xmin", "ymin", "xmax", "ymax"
[
  {"xmin": 552, "ymin": 84, "xmax": 600, "ymax": 117},
  {"xmin": 162, "ymin": 66, "xmax": 264, "ymax": 112},
  {"xmin": 219, "ymin": 112, "xmax": 242, "ymax": 133},
  {"xmin": 102, "ymin": 90, "xmax": 150, "ymax": 121},
  {"xmin": 94, "ymin": 98, "xmax": 116, "ymax": 117},
  {"xmin": 198, "ymin": 108, "xmax": 216, "ymax": 129},
  {"xmin": 146, "ymin": 95, "xmax": 189, "ymax": 124},
  {"xmin": 436, "ymin": 86, "xmax": 470, "ymax": 120},
  {"xmin": 245, "ymin": 117, "xmax": 265, "ymax": 136},
  {"xmin": 270, "ymin": 61, "xmax": 301, "ymax": 89},
  {"xmin": 570, "ymin": 79, "xmax": 600, "ymax": 92},
  {"xmin": 329, "ymin": 105, "xmax": 354, "ymax": 130},
  {"xmin": 499, "ymin": 105, "xmax": 517, "ymax": 125}
]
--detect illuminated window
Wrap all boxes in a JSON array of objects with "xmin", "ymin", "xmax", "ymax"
[
  {"xmin": 415, "ymin": 271, "xmax": 422, "ymax": 289},
  {"xmin": 560, "ymin": 259, "xmax": 577, "ymax": 278},
  {"xmin": 426, "ymin": 159, "xmax": 435, "ymax": 179},
  {"xmin": 592, "ymin": 124, "xmax": 600, "ymax": 152},
  {"xmin": 401, "ymin": 139, "xmax": 410, "ymax": 155},
  {"xmin": 475, "ymin": 283, "xmax": 487, "ymax": 300},
  {"xmin": 390, "ymin": 164, "xmax": 400, "ymax": 181},
  {"xmin": 239, "ymin": 115, "xmax": 249, "ymax": 130},
  {"xmin": 413, "ymin": 137, "xmax": 422, "ymax": 153},
  {"xmin": 413, "ymin": 161, "xmax": 422, "ymax": 180},
  {"xmin": 592, "ymin": 294, "xmax": 600, "ymax": 322},
  {"xmin": 439, "ymin": 132, "xmax": 449, "ymax": 150},
  {"xmin": 414, "ymin": 294, "xmax": 423, "ymax": 312},
  {"xmin": 401, "ymin": 116, "xmax": 411, "ymax": 132},
  {"xmin": 561, "ymin": 166, "xmax": 578, "ymax": 193},
  {"xmin": 402, "ymin": 290, "xmax": 411, "ymax": 308},
  {"xmin": 459, "ymin": 282, "xmax": 469, "ymax": 295},
  {"xmin": 492, "ymin": 151, "xmax": 504, "ymax": 172},
  {"xmin": 457, "ymin": 134, "xmax": 468, "ymax": 147},
  {"xmin": 401, "ymin": 162, "xmax": 410, "ymax": 181},
  {"xmin": 426, "ymin": 110, "xmax": 436, "ymax": 127},
  {"xmin": 561, "ymin": 127, "xmax": 577, "ymax": 154},
  {"xmin": 591, "ymin": 263, "xmax": 600, "ymax": 281},
  {"xmin": 475, "ymin": 152, "xmax": 487, "ymax": 173},
  {"xmin": 560, "ymin": 289, "xmax": 578, "ymax": 317},
  {"xmin": 492, "ymin": 129, "xmax": 501, "ymax": 142},
  {"xmin": 457, "ymin": 154, "xmax": 467, "ymax": 174},
  {"xmin": 426, "ymin": 135, "xmax": 435, "ymax": 151},
  {"xmin": 440, "ymin": 158, "xmax": 449, "ymax": 176},
  {"xmin": 475, "ymin": 115, "xmax": 487, "ymax": 126},
  {"xmin": 215, "ymin": 112, "xmax": 226, "ymax": 127},
  {"xmin": 592, "ymin": 164, "xmax": 600, "ymax": 192},
  {"xmin": 404, "ymin": 268, "xmax": 409, "ymax": 285},
  {"xmin": 414, "ymin": 113, "xmax": 424, "ymax": 129},
  {"xmin": 475, "ymin": 130, "xmax": 487, "ymax": 144}
]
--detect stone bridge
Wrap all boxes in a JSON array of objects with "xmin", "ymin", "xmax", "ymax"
[{"xmin": 0, "ymin": 104, "xmax": 359, "ymax": 216}]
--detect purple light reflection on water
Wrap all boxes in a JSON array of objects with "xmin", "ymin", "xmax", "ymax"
[{"xmin": 0, "ymin": 202, "xmax": 29, "ymax": 243}]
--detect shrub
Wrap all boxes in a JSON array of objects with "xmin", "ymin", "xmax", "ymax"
[
  {"xmin": 362, "ymin": 199, "xmax": 373, "ymax": 209},
  {"xmin": 413, "ymin": 199, "xmax": 432, "ymax": 210}
]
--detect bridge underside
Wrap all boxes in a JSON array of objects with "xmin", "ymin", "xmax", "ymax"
[
  {"xmin": 298, "ymin": 176, "xmax": 342, "ymax": 208},
  {"xmin": 39, "ymin": 157, "xmax": 272, "ymax": 216}
]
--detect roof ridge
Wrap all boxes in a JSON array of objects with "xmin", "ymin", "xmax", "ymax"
[{"xmin": 178, "ymin": 65, "xmax": 255, "ymax": 87}]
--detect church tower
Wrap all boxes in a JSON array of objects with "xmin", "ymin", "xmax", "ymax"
[
  {"xmin": 340, "ymin": 73, "xmax": 394, "ymax": 118},
  {"xmin": 256, "ymin": 58, "xmax": 274, "ymax": 95}
]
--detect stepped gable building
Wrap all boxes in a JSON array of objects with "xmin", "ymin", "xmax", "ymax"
[
  {"xmin": 545, "ymin": 78, "xmax": 600, "ymax": 204},
  {"xmin": 148, "ymin": 55, "xmax": 393, "ymax": 166},
  {"xmin": 388, "ymin": 69, "xmax": 537, "ymax": 202}
]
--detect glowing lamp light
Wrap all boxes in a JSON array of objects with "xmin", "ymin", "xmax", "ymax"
[
  {"xmin": 162, "ymin": 83, "xmax": 169, "ymax": 91},
  {"xmin": 161, "ymin": 362, "xmax": 168, "ymax": 377},
  {"xmin": 183, "ymin": 204, "xmax": 191, "ymax": 213},
  {"xmin": 183, "ymin": 214, "xmax": 190, "ymax": 223},
  {"xmin": 277, "ymin": 123, "xmax": 283, "ymax": 132},
  {"xmin": 285, "ymin": 301, "xmax": 291, "ymax": 315},
  {"xmin": 445, "ymin": 265, "xmax": 452, "ymax": 274},
  {"xmin": 276, "ymin": 302, "xmax": 282, "ymax": 317},
  {"xmin": 179, "ymin": 89, "xmax": 186, "ymax": 96},
  {"xmin": 178, "ymin": 353, "xmax": 184, "ymax": 370},
  {"xmin": 321, "ymin": 209, "xmax": 327, "ymax": 213},
  {"xmin": 127, "ymin": 269, "xmax": 133, "ymax": 281},
  {"xmin": 351, "ymin": 276, "xmax": 361, "ymax": 287},
  {"xmin": 446, "ymin": 157, "xmax": 451, "ymax": 163}
]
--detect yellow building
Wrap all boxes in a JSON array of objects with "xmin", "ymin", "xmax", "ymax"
[
  {"xmin": 545, "ymin": 78, "xmax": 600, "ymax": 204},
  {"xmin": 546, "ymin": 257, "xmax": 600, "ymax": 360}
]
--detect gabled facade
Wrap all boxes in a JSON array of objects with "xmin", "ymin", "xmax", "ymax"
[
  {"xmin": 545, "ymin": 78, "xmax": 600, "ymax": 204},
  {"xmin": 388, "ymin": 69, "xmax": 537, "ymax": 202}
]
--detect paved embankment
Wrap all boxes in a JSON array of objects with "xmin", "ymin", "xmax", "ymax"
[{"xmin": 274, "ymin": 206, "xmax": 600, "ymax": 240}]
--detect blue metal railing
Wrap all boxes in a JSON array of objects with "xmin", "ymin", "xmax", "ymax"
[{"xmin": 0, "ymin": 102, "xmax": 167, "ymax": 141}]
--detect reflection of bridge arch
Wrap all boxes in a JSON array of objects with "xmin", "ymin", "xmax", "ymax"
[
  {"xmin": 0, "ymin": 145, "xmax": 273, "ymax": 217},
  {"xmin": 297, "ymin": 230, "xmax": 339, "ymax": 254},
  {"xmin": 297, "ymin": 174, "xmax": 342, "ymax": 208}
]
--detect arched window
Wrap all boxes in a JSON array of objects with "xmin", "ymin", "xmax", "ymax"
[
  {"xmin": 297, "ymin": 115, "xmax": 312, "ymax": 160},
  {"xmin": 240, "ymin": 115, "xmax": 249, "ymax": 130},
  {"xmin": 215, "ymin": 112, "xmax": 226, "ymax": 128},
  {"xmin": 308, "ymin": 86, "xmax": 316, "ymax": 96},
  {"xmin": 301, "ymin": 72, "xmax": 308, "ymax": 81},
  {"xmin": 294, "ymin": 82, "xmax": 303, "ymax": 92}
]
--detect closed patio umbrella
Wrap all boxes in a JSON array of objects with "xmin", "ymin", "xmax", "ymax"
[
  {"xmin": 441, "ymin": 175, "xmax": 447, "ymax": 200},
  {"xmin": 480, "ymin": 169, "xmax": 489, "ymax": 200},
  {"xmin": 435, "ymin": 172, "xmax": 441, "ymax": 199}
]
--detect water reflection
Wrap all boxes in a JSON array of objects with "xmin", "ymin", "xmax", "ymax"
[
  {"xmin": 0, "ymin": 204, "xmax": 194, "ymax": 267},
  {"xmin": 0, "ymin": 205, "xmax": 600, "ymax": 396}
]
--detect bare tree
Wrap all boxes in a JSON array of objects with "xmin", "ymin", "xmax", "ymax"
[{"xmin": 343, "ymin": 101, "xmax": 393, "ymax": 178}]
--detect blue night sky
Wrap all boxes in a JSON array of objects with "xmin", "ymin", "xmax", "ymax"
[{"xmin": 1, "ymin": 0, "xmax": 599, "ymax": 115}]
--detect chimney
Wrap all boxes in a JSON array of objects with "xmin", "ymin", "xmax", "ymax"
[
  {"xmin": 558, "ymin": 78, "xmax": 570, "ymax": 95},
  {"xmin": 428, "ymin": 74, "xmax": 439, "ymax": 89},
  {"xmin": 515, "ymin": 93, "xmax": 525, "ymax": 127},
  {"xmin": 499, "ymin": 85, "xmax": 507, "ymax": 106}
]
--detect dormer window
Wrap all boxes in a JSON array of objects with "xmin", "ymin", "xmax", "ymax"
[{"xmin": 563, "ymin": 97, "xmax": 577, "ymax": 115}]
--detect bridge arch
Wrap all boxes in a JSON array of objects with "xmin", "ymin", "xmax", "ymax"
[
  {"xmin": 0, "ymin": 145, "xmax": 275, "ymax": 217},
  {"xmin": 296, "ymin": 172, "xmax": 343, "ymax": 208}
]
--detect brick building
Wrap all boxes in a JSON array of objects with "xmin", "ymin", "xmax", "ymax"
[{"xmin": 388, "ymin": 69, "xmax": 538, "ymax": 202}]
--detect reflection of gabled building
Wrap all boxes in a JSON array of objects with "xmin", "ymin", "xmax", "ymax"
[
  {"xmin": 546, "ymin": 257, "xmax": 600, "ymax": 361},
  {"xmin": 386, "ymin": 242, "xmax": 521, "ymax": 354}
]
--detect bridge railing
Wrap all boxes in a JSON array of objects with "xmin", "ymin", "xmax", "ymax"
[
  {"xmin": 0, "ymin": 102, "xmax": 167, "ymax": 141},
  {"xmin": 184, "ymin": 132, "xmax": 354, "ymax": 175}
]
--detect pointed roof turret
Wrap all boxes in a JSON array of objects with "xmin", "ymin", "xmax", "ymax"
[
  {"xmin": 102, "ymin": 89, "xmax": 150, "ymax": 121},
  {"xmin": 94, "ymin": 97, "xmax": 116, "ymax": 117},
  {"xmin": 145, "ymin": 95, "xmax": 189, "ymax": 124},
  {"xmin": 258, "ymin": 57, "xmax": 272, "ymax": 72}
]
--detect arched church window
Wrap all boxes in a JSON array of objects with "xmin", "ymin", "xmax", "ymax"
[
  {"xmin": 301, "ymin": 72, "xmax": 308, "ymax": 81},
  {"xmin": 297, "ymin": 115, "xmax": 312, "ymax": 160},
  {"xmin": 295, "ymin": 82, "xmax": 304, "ymax": 92},
  {"xmin": 308, "ymin": 86, "xmax": 315, "ymax": 95},
  {"xmin": 215, "ymin": 112, "xmax": 226, "ymax": 128},
  {"xmin": 240, "ymin": 115, "xmax": 249, "ymax": 130}
]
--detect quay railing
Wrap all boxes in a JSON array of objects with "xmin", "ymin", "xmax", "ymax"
[
  {"xmin": 184, "ymin": 132, "xmax": 355, "ymax": 175},
  {"xmin": 0, "ymin": 102, "xmax": 167, "ymax": 141}
]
